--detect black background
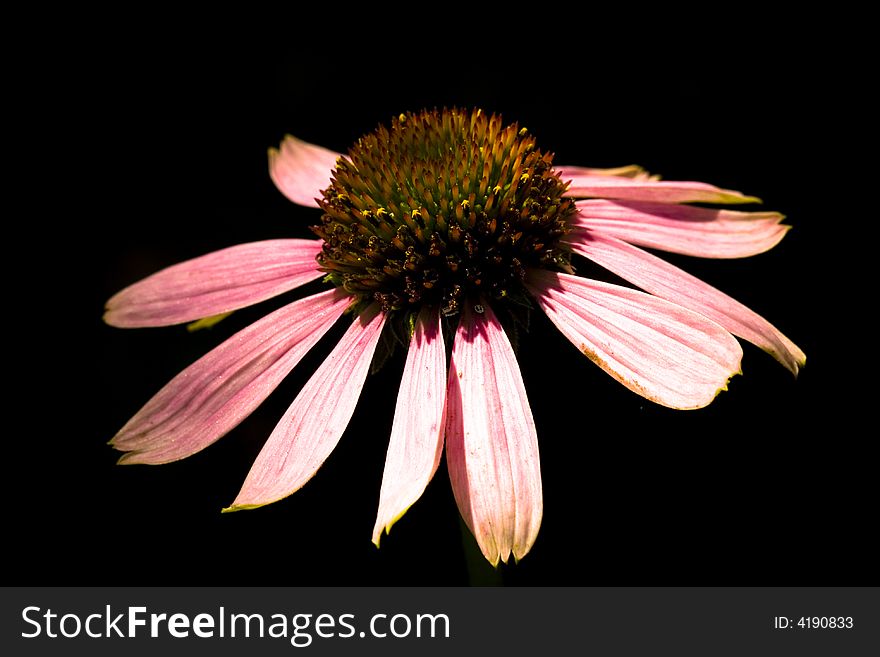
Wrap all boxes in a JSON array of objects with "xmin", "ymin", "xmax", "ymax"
[{"xmin": 14, "ymin": 24, "xmax": 870, "ymax": 586}]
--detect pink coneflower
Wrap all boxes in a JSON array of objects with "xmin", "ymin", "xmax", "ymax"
[{"xmin": 106, "ymin": 109, "xmax": 804, "ymax": 566}]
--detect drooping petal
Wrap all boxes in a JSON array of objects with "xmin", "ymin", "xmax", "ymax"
[
  {"xmin": 567, "ymin": 233, "xmax": 806, "ymax": 374},
  {"xmin": 555, "ymin": 164, "xmax": 654, "ymax": 180},
  {"xmin": 112, "ymin": 289, "xmax": 351, "ymax": 464},
  {"xmin": 562, "ymin": 173, "xmax": 761, "ymax": 204},
  {"xmin": 226, "ymin": 304, "xmax": 386, "ymax": 511},
  {"xmin": 527, "ymin": 269, "xmax": 743, "ymax": 409},
  {"xmin": 372, "ymin": 307, "xmax": 447, "ymax": 546},
  {"xmin": 445, "ymin": 303, "xmax": 542, "ymax": 566},
  {"xmin": 104, "ymin": 239, "xmax": 324, "ymax": 328},
  {"xmin": 269, "ymin": 134, "xmax": 342, "ymax": 208},
  {"xmin": 573, "ymin": 199, "xmax": 789, "ymax": 258}
]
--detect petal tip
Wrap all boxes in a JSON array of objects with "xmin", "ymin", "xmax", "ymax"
[
  {"xmin": 115, "ymin": 451, "xmax": 138, "ymax": 465},
  {"xmin": 371, "ymin": 506, "xmax": 411, "ymax": 549},
  {"xmin": 512, "ymin": 546, "xmax": 532, "ymax": 565},
  {"xmin": 102, "ymin": 308, "xmax": 123, "ymax": 328},
  {"xmin": 768, "ymin": 341, "xmax": 806, "ymax": 377},
  {"xmin": 371, "ymin": 525, "xmax": 390, "ymax": 549},
  {"xmin": 116, "ymin": 449, "xmax": 175, "ymax": 466},
  {"xmin": 789, "ymin": 352, "xmax": 807, "ymax": 378},
  {"xmin": 707, "ymin": 361, "xmax": 745, "ymax": 407},
  {"xmin": 684, "ymin": 366, "xmax": 743, "ymax": 410},
  {"xmin": 371, "ymin": 521, "xmax": 390, "ymax": 548},
  {"xmin": 186, "ymin": 311, "xmax": 233, "ymax": 332},
  {"xmin": 221, "ymin": 502, "xmax": 262, "ymax": 514}
]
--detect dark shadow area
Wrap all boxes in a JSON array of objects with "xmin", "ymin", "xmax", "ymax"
[{"xmin": 14, "ymin": 35, "xmax": 867, "ymax": 587}]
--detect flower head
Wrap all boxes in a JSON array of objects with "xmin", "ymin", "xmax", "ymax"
[
  {"xmin": 311, "ymin": 110, "xmax": 575, "ymax": 316},
  {"xmin": 105, "ymin": 108, "xmax": 804, "ymax": 565}
]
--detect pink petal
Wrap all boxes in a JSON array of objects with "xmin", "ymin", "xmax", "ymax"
[
  {"xmin": 573, "ymin": 199, "xmax": 789, "ymax": 258},
  {"xmin": 105, "ymin": 239, "xmax": 324, "ymax": 328},
  {"xmin": 527, "ymin": 269, "xmax": 743, "ymax": 409},
  {"xmin": 269, "ymin": 134, "xmax": 342, "ymax": 208},
  {"xmin": 555, "ymin": 164, "xmax": 653, "ymax": 180},
  {"xmin": 226, "ymin": 304, "xmax": 386, "ymax": 510},
  {"xmin": 567, "ymin": 233, "xmax": 806, "ymax": 374},
  {"xmin": 446, "ymin": 303, "xmax": 542, "ymax": 566},
  {"xmin": 372, "ymin": 307, "xmax": 447, "ymax": 546},
  {"xmin": 112, "ymin": 289, "xmax": 351, "ymax": 464},
  {"xmin": 562, "ymin": 174, "xmax": 761, "ymax": 204}
]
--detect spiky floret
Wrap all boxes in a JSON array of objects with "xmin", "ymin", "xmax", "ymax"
[{"xmin": 313, "ymin": 108, "xmax": 576, "ymax": 317}]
